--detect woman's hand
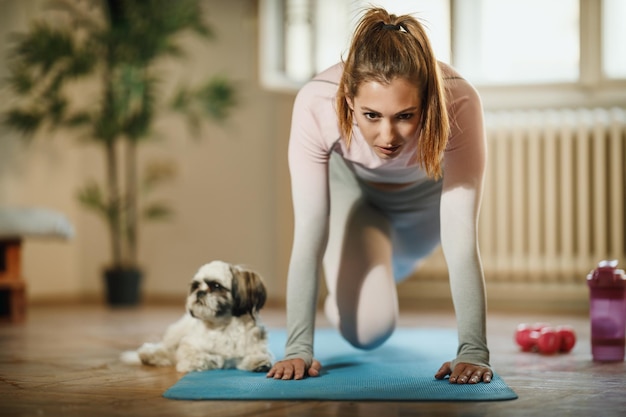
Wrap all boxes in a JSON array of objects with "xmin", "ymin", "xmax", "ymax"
[
  {"xmin": 434, "ymin": 361, "xmax": 492, "ymax": 384},
  {"xmin": 266, "ymin": 358, "xmax": 322, "ymax": 380}
]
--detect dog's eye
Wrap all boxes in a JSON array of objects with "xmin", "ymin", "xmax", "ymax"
[
  {"xmin": 190, "ymin": 281, "xmax": 200, "ymax": 293},
  {"xmin": 204, "ymin": 279, "xmax": 227, "ymax": 292}
]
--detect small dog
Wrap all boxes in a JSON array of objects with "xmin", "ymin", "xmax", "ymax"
[{"xmin": 122, "ymin": 260, "xmax": 273, "ymax": 373}]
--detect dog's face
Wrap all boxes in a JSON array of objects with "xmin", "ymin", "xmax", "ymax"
[{"xmin": 186, "ymin": 260, "xmax": 267, "ymax": 323}]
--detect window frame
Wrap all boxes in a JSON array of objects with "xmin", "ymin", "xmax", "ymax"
[
  {"xmin": 258, "ymin": 0, "xmax": 626, "ymax": 110},
  {"xmin": 476, "ymin": 0, "xmax": 626, "ymax": 110}
]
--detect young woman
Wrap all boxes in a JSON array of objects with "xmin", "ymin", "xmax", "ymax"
[{"xmin": 267, "ymin": 7, "xmax": 492, "ymax": 384}]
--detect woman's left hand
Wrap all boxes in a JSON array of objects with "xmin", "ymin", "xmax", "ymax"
[{"xmin": 434, "ymin": 361, "xmax": 492, "ymax": 384}]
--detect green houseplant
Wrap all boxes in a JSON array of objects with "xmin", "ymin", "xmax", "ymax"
[{"xmin": 2, "ymin": 0, "xmax": 236, "ymax": 305}]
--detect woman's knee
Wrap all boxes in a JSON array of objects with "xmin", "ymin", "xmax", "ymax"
[
  {"xmin": 326, "ymin": 294, "xmax": 397, "ymax": 350},
  {"xmin": 339, "ymin": 313, "xmax": 397, "ymax": 350},
  {"xmin": 328, "ymin": 263, "xmax": 399, "ymax": 350}
]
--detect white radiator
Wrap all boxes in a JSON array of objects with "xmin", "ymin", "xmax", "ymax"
[{"xmin": 479, "ymin": 107, "xmax": 626, "ymax": 283}]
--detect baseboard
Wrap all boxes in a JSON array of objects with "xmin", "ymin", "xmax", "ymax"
[
  {"xmin": 25, "ymin": 281, "xmax": 589, "ymax": 315},
  {"xmin": 397, "ymin": 277, "xmax": 589, "ymax": 314}
]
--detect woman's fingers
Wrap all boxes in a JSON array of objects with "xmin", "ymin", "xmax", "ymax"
[
  {"xmin": 448, "ymin": 362, "xmax": 492, "ymax": 384},
  {"xmin": 266, "ymin": 358, "xmax": 322, "ymax": 380},
  {"xmin": 435, "ymin": 361, "xmax": 492, "ymax": 384},
  {"xmin": 434, "ymin": 361, "xmax": 452, "ymax": 380},
  {"xmin": 308, "ymin": 359, "xmax": 322, "ymax": 377}
]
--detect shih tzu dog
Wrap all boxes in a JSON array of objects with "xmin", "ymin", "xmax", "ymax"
[{"xmin": 122, "ymin": 260, "xmax": 273, "ymax": 373}]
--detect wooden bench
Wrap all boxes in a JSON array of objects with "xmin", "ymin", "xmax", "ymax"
[
  {"xmin": 0, "ymin": 239, "xmax": 27, "ymax": 323},
  {"xmin": 0, "ymin": 208, "xmax": 74, "ymax": 323}
]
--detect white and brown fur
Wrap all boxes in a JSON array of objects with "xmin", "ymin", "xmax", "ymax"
[{"xmin": 122, "ymin": 261, "xmax": 273, "ymax": 373}]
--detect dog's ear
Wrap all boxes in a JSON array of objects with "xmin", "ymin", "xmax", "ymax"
[{"xmin": 230, "ymin": 266, "xmax": 267, "ymax": 317}]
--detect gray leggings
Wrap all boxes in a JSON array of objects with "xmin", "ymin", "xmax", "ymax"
[{"xmin": 323, "ymin": 153, "xmax": 443, "ymax": 350}]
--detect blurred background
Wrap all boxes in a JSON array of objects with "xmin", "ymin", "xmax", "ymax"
[{"xmin": 0, "ymin": 0, "xmax": 624, "ymax": 314}]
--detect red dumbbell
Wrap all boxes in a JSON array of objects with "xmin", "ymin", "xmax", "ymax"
[
  {"xmin": 534, "ymin": 326, "xmax": 560, "ymax": 355},
  {"xmin": 515, "ymin": 322, "xmax": 549, "ymax": 352},
  {"xmin": 556, "ymin": 325, "xmax": 577, "ymax": 353},
  {"xmin": 515, "ymin": 323, "xmax": 576, "ymax": 354},
  {"xmin": 514, "ymin": 323, "xmax": 536, "ymax": 351}
]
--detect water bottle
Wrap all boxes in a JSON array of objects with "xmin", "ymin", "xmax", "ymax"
[{"xmin": 587, "ymin": 260, "xmax": 626, "ymax": 362}]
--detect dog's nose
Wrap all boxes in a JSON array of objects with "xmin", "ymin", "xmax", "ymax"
[{"xmin": 196, "ymin": 290, "xmax": 207, "ymax": 299}]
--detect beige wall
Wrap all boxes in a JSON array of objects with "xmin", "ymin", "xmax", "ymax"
[
  {"xmin": 0, "ymin": 0, "xmax": 296, "ymax": 304},
  {"xmin": 1, "ymin": 1, "xmax": 617, "ymax": 313}
]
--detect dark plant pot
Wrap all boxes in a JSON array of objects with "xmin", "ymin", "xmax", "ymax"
[{"xmin": 104, "ymin": 267, "xmax": 142, "ymax": 307}]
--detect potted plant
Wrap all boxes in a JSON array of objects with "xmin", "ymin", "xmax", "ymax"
[{"xmin": 2, "ymin": 0, "xmax": 236, "ymax": 306}]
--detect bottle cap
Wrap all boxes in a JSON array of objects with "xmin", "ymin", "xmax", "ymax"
[{"xmin": 587, "ymin": 260, "xmax": 626, "ymax": 289}]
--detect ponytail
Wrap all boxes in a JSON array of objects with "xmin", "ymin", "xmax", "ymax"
[{"xmin": 337, "ymin": 7, "xmax": 449, "ymax": 179}]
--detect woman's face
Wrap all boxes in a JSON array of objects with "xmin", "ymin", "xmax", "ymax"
[{"xmin": 346, "ymin": 77, "xmax": 421, "ymax": 159}]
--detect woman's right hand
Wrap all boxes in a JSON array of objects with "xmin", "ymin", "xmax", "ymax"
[{"xmin": 266, "ymin": 358, "xmax": 322, "ymax": 380}]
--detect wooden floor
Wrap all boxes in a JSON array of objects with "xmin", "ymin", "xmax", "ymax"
[{"xmin": 1, "ymin": 303, "xmax": 625, "ymax": 417}]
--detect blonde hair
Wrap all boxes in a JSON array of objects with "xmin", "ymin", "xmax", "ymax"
[{"xmin": 337, "ymin": 7, "xmax": 449, "ymax": 179}]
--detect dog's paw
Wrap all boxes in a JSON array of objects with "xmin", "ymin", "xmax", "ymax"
[
  {"xmin": 252, "ymin": 362, "xmax": 272, "ymax": 373},
  {"xmin": 238, "ymin": 354, "xmax": 273, "ymax": 372},
  {"xmin": 137, "ymin": 343, "xmax": 174, "ymax": 367},
  {"xmin": 176, "ymin": 354, "xmax": 224, "ymax": 373},
  {"xmin": 175, "ymin": 360, "xmax": 194, "ymax": 373}
]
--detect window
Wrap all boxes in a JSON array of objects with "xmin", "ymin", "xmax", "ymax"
[
  {"xmin": 259, "ymin": 0, "xmax": 626, "ymax": 108},
  {"xmin": 603, "ymin": 0, "xmax": 626, "ymax": 79},
  {"xmin": 258, "ymin": 0, "xmax": 449, "ymax": 90},
  {"xmin": 453, "ymin": 0, "xmax": 579, "ymax": 85}
]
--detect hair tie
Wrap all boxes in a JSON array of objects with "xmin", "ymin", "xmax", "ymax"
[{"xmin": 381, "ymin": 23, "xmax": 407, "ymax": 33}]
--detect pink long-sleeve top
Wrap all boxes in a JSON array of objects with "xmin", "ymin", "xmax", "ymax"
[{"xmin": 285, "ymin": 62, "xmax": 490, "ymax": 369}]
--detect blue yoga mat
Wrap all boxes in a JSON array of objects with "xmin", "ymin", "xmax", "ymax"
[{"xmin": 163, "ymin": 328, "xmax": 518, "ymax": 401}]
